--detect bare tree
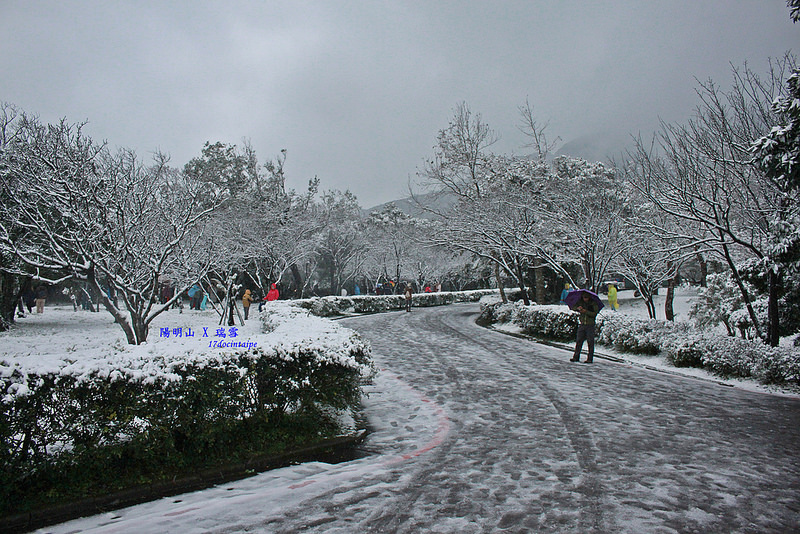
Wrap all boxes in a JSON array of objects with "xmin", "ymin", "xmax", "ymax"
[
  {"xmin": 623, "ymin": 56, "xmax": 797, "ymax": 345},
  {"xmin": 0, "ymin": 112, "xmax": 220, "ymax": 344},
  {"xmin": 420, "ymin": 101, "xmax": 498, "ymax": 203},
  {"xmin": 518, "ymin": 99, "xmax": 561, "ymax": 161}
]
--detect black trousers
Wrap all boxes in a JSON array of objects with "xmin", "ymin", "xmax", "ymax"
[{"xmin": 573, "ymin": 324, "xmax": 595, "ymax": 361}]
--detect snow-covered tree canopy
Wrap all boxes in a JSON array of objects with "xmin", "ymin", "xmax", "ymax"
[
  {"xmin": 420, "ymin": 111, "xmax": 628, "ymax": 299},
  {"xmin": 0, "ymin": 111, "xmax": 221, "ymax": 344},
  {"xmin": 752, "ymin": 68, "xmax": 800, "ymax": 194},
  {"xmin": 623, "ymin": 55, "xmax": 799, "ymax": 345}
]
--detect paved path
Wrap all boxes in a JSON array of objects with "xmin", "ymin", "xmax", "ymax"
[
  {"xmin": 45, "ymin": 303, "xmax": 800, "ymax": 533},
  {"xmin": 347, "ymin": 303, "xmax": 800, "ymax": 532}
]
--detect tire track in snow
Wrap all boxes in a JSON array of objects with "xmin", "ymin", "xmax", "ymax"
[
  {"xmin": 430, "ymin": 306, "xmax": 606, "ymax": 532},
  {"xmin": 349, "ymin": 305, "xmax": 607, "ymax": 532}
]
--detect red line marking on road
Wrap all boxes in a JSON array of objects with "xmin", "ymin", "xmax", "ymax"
[
  {"xmin": 381, "ymin": 372, "xmax": 451, "ymax": 466},
  {"xmin": 164, "ymin": 506, "xmax": 202, "ymax": 517},
  {"xmin": 289, "ymin": 480, "xmax": 316, "ymax": 489}
]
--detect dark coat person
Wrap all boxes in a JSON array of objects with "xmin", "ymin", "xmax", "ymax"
[
  {"xmin": 570, "ymin": 293, "xmax": 599, "ymax": 363},
  {"xmin": 34, "ymin": 285, "xmax": 47, "ymax": 314}
]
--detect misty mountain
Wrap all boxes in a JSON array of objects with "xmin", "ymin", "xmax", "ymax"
[
  {"xmin": 365, "ymin": 190, "xmax": 457, "ymax": 220},
  {"xmin": 366, "ymin": 132, "xmax": 634, "ymax": 218},
  {"xmin": 552, "ymin": 131, "xmax": 636, "ymax": 165}
]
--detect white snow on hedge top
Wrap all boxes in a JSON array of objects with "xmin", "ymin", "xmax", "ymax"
[
  {"xmin": 258, "ymin": 302, "xmax": 371, "ymax": 369},
  {"xmin": 0, "ymin": 301, "xmax": 371, "ymax": 401}
]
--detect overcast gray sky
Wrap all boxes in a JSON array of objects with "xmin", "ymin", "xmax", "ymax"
[{"xmin": 1, "ymin": 1, "xmax": 796, "ymax": 207}]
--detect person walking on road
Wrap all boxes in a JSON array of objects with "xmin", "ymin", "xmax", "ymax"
[
  {"xmin": 570, "ymin": 292, "xmax": 599, "ymax": 363},
  {"xmin": 404, "ymin": 284, "xmax": 413, "ymax": 312},
  {"xmin": 242, "ymin": 289, "xmax": 253, "ymax": 320}
]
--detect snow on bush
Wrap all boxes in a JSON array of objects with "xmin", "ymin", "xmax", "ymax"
[
  {"xmin": 480, "ymin": 301, "xmax": 800, "ymax": 385},
  {"xmin": 295, "ymin": 289, "xmax": 500, "ymax": 317},
  {"xmin": 477, "ymin": 298, "xmax": 519, "ymax": 325},
  {"xmin": 0, "ymin": 302, "xmax": 375, "ymax": 483},
  {"xmin": 597, "ymin": 314, "xmax": 688, "ymax": 355},
  {"xmin": 258, "ymin": 302, "xmax": 373, "ymax": 373},
  {"xmin": 1, "ymin": 306, "xmax": 373, "ymax": 404}
]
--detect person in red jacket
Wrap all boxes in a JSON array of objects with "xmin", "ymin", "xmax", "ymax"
[
  {"xmin": 259, "ymin": 283, "xmax": 280, "ymax": 312},
  {"xmin": 266, "ymin": 283, "xmax": 279, "ymax": 301}
]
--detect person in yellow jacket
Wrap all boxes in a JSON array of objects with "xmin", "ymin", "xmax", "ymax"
[
  {"xmin": 242, "ymin": 289, "xmax": 253, "ymax": 320},
  {"xmin": 607, "ymin": 283, "xmax": 619, "ymax": 311}
]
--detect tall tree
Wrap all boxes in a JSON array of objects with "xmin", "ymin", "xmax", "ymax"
[
  {"xmin": 751, "ymin": 65, "xmax": 800, "ymax": 343},
  {"xmin": 624, "ymin": 56, "xmax": 797, "ymax": 345},
  {"xmin": 315, "ymin": 190, "xmax": 366, "ymax": 295},
  {"xmin": 0, "ymin": 112, "xmax": 220, "ymax": 344}
]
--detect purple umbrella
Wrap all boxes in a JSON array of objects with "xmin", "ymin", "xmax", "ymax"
[{"xmin": 564, "ymin": 289, "xmax": 604, "ymax": 312}]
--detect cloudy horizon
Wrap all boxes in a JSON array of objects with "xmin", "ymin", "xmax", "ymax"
[{"xmin": 1, "ymin": 1, "xmax": 796, "ymax": 207}]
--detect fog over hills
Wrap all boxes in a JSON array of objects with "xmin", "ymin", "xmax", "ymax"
[
  {"xmin": 366, "ymin": 132, "xmax": 634, "ymax": 216},
  {"xmin": 551, "ymin": 131, "xmax": 637, "ymax": 165},
  {"xmin": 365, "ymin": 190, "xmax": 456, "ymax": 220}
]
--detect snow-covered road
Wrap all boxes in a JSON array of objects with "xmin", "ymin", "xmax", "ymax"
[{"xmin": 41, "ymin": 303, "xmax": 800, "ymax": 533}]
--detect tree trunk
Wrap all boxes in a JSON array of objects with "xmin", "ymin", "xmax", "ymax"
[
  {"xmin": 696, "ymin": 250, "xmax": 708, "ymax": 287},
  {"xmin": 768, "ymin": 268, "xmax": 779, "ymax": 347},
  {"xmin": 665, "ymin": 267, "xmax": 679, "ymax": 322},
  {"xmin": 133, "ymin": 315, "xmax": 149, "ymax": 344},
  {"xmin": 290, "ymin": 264, "xmax": 304, "ymax": 298},
  {"xmin": 101, "ymin": 298, "xmax": 137, "ymax": 345},
  {"xmin": 0, "ymin": 273, "xmax": 29, "ymax": 331},
  {"xmin": 721, "ymin": 243, "xmax": 763, "ymax": 342},
  {"xmin": 494, "ymin": 260, "xmax": 507, "ymax": 304},
  {"xmin": 722, "ymin": 319, "xmax": 735, "ymax": 337},
  {"xmin": 0, "ymin": 272, "xmax": 20, "ymax": 330},
  {"xmin": 645, "ymin": 293, "xmax": 656, "ymax": 319},
  {"xmin": 514, "ymin": 256, "xmax": 530, "ymax": 306},
  {"xmin": 665, "ymin": 286, "xmax": 675, "ymax": 322},
  {"xmin": 533, "ymin": 257, "xmax": 546, "ymax": 304}
]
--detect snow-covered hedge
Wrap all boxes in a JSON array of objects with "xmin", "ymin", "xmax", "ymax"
[
  {"xmin": 0, "ymin": 303, "xmax": 374, "ymax": 504},
  {"xmin": 480, "ymin": 300, "xmax": 800, "ymax": 385},
  {"xmin": 294, "ymin": 289, "xmax": 500, "ymax": 317},
  {"xmin": 477, "ymin": 298, "xmax": 579, "ymax": 341}
]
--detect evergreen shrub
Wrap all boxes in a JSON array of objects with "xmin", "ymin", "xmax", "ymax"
[
  {"xmin": 295, "ymin": 289, "xmax": 498, "ymax": 317},
  {"xmin": 0, "ymin": 307, "xmax": 374, "ymax": 517},
  {"xmin": 479, "ymin": 301, "xmax": 800, "ymax": 385}
]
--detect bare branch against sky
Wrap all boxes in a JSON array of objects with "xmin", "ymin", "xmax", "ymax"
[{"xmin": 1, "ymin": 1, "xmax": 796, "ymax": 207}]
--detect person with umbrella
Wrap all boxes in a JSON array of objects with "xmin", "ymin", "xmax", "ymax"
[{"xmin": 565, "ymin": 289, "xmax": 603, "ymax": 363}]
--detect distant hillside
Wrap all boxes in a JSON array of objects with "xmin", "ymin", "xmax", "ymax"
[
  {"xmin": 552, "ymin": 131, "xmax": 635, "ymax": 164},
  {"xmin": 367, "ymin": 132, "xmax": 634, "ymax": 216},
  {"xmin": 365, "ymin": 190, "xmax": 456, "ymax": 219}
]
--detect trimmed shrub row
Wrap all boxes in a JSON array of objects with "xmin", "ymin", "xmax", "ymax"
[
  {"xmin": 293, "ymin": 289, "xmax": 500, "ymax": 317},
  {"xmin": 0, "ymin": 306, "xmax": 374, "ymax": 517},
  {"xmin": 479, "ymin": 299, "xmax": 800, "ymax": 385}
]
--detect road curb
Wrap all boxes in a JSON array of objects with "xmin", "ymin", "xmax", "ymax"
[{"xmin": 3, "ymin": 430, "xmax": 368, "ymax": 534}]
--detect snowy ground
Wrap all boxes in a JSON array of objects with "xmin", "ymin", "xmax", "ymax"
[
  {"xmin": 3, "ymin": 294, "xmax": 799, "ymax": 532},
  {"xmin": 0, "ymin": 302, "xmax": 266, "ymax": 380}
]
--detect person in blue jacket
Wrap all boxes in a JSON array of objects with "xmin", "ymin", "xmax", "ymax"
[
  {"xmin": 188, "ymin": 283, "xmax": 203, "ymax": 310},
  {"xmin": 560, "ymin": 283, "xmax": 571, "ymax": 304}
]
